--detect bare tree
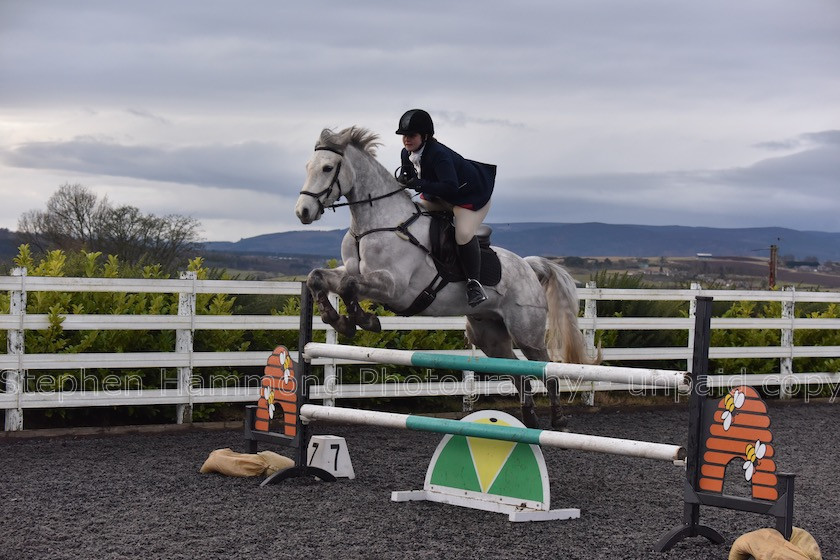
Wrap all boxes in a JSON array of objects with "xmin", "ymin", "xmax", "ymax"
[
  {"xmin": 96, "ymin": 206, "xmax": 203, "ymax": 268},
  {"xmin": 17, "ymin": 183, "xmax": 203, "ymax": 271},
  {"xmin": 18, "ymin": 183, "xmax": 108, "ymax": 252}
]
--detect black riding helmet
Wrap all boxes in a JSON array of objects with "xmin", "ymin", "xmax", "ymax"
[{"xmin": 396, "ymin": 109, "xmax": 434, "ymax": 136}]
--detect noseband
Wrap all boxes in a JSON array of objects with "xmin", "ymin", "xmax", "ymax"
[{"xmin": 298, "ymin": 146, "xmax": 345, "ymax": 215}]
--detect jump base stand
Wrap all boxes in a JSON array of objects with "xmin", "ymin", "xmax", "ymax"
[{"xmin": 307, "ymin": 435, "xmax": 355, "ymax": 479}]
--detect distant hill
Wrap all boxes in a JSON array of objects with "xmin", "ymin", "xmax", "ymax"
[
  {"xmin": 203, "ymin": 222, "xmax": 840, "ymax": 262},
  {"xmin": 206, "ymin": 229, "xmax": 347, "ymax": 257}
]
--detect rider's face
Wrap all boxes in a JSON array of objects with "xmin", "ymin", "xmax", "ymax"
[{"xmin": 402, "ymin": 133, "xmax": 423, "ymax": 153}]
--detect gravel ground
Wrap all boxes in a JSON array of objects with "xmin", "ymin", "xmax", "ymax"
[{"xmin": 0, "ymin": 401, "xmax": 836, "ymax": 560}]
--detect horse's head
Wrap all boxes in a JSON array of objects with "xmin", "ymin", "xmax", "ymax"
[
  {"xmin": 295, "ymin": 127, "xmax": 383, "ymax": 224},
  {"xmin": 295, "ymin": 145, "xmax": 350, "ymax": 224}
]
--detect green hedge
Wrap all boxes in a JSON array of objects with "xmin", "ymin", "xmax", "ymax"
[{"xmin": 2, "ymin": 247, "xmax": 838, "ymax": 427}]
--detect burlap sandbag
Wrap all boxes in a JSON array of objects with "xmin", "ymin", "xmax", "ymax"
[
  {"xmin": 199, "ymin": 448, "xmax": 294, "ymax": 477},
  {"xmin": 728, "ymin": 527, "xmax": 821, "ymax": 560},
  {"xmin": 258, "ymin": 450, "xmax": 296, "ymax": 476}
]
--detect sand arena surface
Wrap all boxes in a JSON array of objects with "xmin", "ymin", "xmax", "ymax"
[{"xmin": 1, "ymin": 401, "xmax": 836, "ymax": 559}]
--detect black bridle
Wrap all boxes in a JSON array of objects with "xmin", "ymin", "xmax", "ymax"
[
  {"xmin": 297, "ymin": 146, "xmax": 345, "ymax": 216},
  {"xmin": 298, "ymin": 145, "xmax": 406, "ymax": 213}
]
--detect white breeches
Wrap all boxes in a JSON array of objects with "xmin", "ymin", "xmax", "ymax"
[{"xmin": 419, "ymin": 198, "xmax": 492, "ymax": 245}]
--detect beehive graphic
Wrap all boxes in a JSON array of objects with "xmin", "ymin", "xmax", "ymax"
[
  {"xmin": 699, "ymin": 385, "xmax": 777, "ymax": 500},
  {"xmin": 254, "ymin": 345, "xmax": 298, "ymax": 437}
]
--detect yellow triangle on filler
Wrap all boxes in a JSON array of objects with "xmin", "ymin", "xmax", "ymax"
[{"xmin": 467, "ymin": 418, "xmax": 517, "ymax": 492}]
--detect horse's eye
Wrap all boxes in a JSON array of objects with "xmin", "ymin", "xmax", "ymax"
[{"xmin": 322, "ymin": 165, "xmax": 333, "ymax": 173}]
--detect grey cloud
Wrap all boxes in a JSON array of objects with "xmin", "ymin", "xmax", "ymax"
[
  {"xmin": 2, "ymin": 138, "xmax": 301, "ymax": 194},
  {"xmin": 433, "ymin": 111, "xmax": 527, "ymax": 130},
  {"xmin": 755, "ymin": 130, "xmax": 840, "ymax": 151},
  {"xmin": 495, "ymin": 139, "xmax": 840, "ymax": 231},
  {"xmin": 753, "ymin": 139, "xmax": 803, "ymax": 151},
  {"xmin": 801, "ymin": 130, "xmax": 840, "ymax": 146},
  {"xmin": 125, "ymin": 108, "xmax": 172, "ymax": 124},
  {"xmin": 2, "ymin": 1, "xmax": 838, "ymax": 239},
  {"xmin": 3, "ymin": 1, "xmax": 835, "ymax": 112},
  {"xmin": 721, "ymin": 147, "xmax": 840, "ymax": 195}
]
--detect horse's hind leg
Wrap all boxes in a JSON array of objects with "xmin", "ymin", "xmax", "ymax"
[
  {"xmin": 505, "ymin": 306, "xmax": 569, "ymax": 431},
  {"xmin": 517, "ymin": 345, "xmax": 567, "ymax": 430},
  {"xmin": 466, "ymin": 317, "xmax": 539, "ymax": 429},
  {"xmin": 515, "ymin": 377, "xmax": 539, "ymax": 429},
  {"xmin": 546, "ymin": 378, "xmax": 566, "ymax": 430}
]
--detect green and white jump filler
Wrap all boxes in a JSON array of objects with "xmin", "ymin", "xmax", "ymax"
[{"xmin": 393, "ymin": 410, "xmax": 578, "ymax": 522}]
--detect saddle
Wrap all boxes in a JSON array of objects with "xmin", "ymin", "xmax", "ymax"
[
  {"xmin": 395, "ymin": 212, "xmax": 501, "ymax": 316},
  {"xmin": 427, "ymin": 212, "xmax": 502, "ymax": 286}
]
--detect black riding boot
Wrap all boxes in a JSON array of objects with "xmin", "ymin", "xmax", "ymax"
[{"xmin": 457, "ymin": 237, "xmax": 487, "ymax": 307}]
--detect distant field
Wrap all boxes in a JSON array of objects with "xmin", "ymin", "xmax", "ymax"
[
  {"xmin": 559, "ymin": 255, "xmax": 840, "ymax": 289},
  {"xmin": 208, "ymin": 252, "xmax": 840, "ymax": 289}
]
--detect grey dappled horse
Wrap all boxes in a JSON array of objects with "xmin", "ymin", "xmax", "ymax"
[{"xmin": 294, "ymin": 127, "xmax": 597, "ymax": 429}]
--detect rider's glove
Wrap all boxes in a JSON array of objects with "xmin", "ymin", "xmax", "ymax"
[
  {"xmin": 397, "ymin": 165, "xmax": 417, "ymax": 186},
  {"xmin": 405, "ymin": 177, "xmax": 423, "ymax": 192}
]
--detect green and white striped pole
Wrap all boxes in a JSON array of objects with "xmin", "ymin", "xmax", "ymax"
[
  {"xmin": 299, "ymin": 404, "xmax": 685, "ymax": 462},
  {"xmin": 303, "ymin": 342, "xmax": 689, "ymax": 388}
]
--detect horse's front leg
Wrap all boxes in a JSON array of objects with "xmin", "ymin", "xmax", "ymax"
[
  {"xmin": 337, "ymin": 269, "xmax": 402, "ymax": 333},
  {"xmin": 306, "ymin": 267, "xmax": 357, "ymax": 337}
]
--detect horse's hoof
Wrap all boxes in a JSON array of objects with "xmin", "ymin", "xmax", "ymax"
[
  {"xmin": 357, "ymin": 314, "xmax": 381, "ymax": 332},
  {"xmin": 334, "ymin": 316, "xmax": 357, "ymax": 338},
  {"xmin": 551, "ymin": 410, "xmax": 569, "ymax": 431},
  {"xmin": 521, "ymin": 406, "xmax": 539, "ymax": 429}
]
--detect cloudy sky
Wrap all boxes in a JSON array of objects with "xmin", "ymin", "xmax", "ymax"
[{"xmin": 1, "ymin": 1, "xmax": 838, "ymax": 243}]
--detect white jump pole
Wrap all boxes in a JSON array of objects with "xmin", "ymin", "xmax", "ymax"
[
  {"xmin": 304, "ymin": 342, "xmax": 689, "ymax": 388},
  {"xmin": 299, "ymin": 404, "xmax": 685, "ymax": 462}
]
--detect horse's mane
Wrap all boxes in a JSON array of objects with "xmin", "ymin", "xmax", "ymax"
[{"xmin": 317, "ymin": 127, "xmax": 381, "ymax": 157}]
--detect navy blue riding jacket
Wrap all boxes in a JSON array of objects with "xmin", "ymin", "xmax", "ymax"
[{"xmin": 401, "ymin": 139, "xmax": 496, "ymax": 210}]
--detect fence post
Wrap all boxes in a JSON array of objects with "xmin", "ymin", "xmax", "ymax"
[
  {"xmin": 176, "ymin": 271, "xmax": 197, "ymax": 424},
  {"xmin": 4, "ymin": 267, "xmax": 26, "ymax": 431},
  {"xmin": 462, "ymin": 368, "xmax": 476, "ymax": 412},
  {"xmin": 322, "ymin": 292, "xmax": 339, "ymax": 407},
  {"xmin": 688, "ymin": 283, "xmax": 701, "ymax": 373},
  {"xmin": 780, "ymin": 286, "xmax": 795, "ymax": 399},
  {"xmin": 581, "ymin": 281, "xmax": 598, "ymax": 406}
]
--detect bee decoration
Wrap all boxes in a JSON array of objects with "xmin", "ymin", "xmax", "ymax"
[
  {"xmin": 721, "ymin": 388, "xmax": 746, "ymax": 431},
  {"xmin": 743, "ymin": 439, "xmax": 767, "ymax": 482}
]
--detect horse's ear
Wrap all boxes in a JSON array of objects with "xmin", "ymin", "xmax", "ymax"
[{"xmin": 317, "ymin": 128, "xmax": 336, "ymax": 148}]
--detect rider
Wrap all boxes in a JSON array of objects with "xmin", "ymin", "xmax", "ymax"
[{"xmin": 395, "ymin": 109, "xmax": 497, "ymax": 307}]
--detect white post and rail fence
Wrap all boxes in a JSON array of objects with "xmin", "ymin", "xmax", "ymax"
[{"xmin": 2, "ymin": 270, "xmax": 839, "ymax": 431}]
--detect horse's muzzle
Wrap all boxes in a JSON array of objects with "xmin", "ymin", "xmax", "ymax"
[
  {"xmin": 296, "ymin": 206, "xmax": 313, "ymax": 224},
  {"xmin": 295, "ymin": 198, "xmax": 321, "ymax": 224}
]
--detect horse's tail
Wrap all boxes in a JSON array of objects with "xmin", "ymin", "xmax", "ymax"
[{"xmin": 524, "ymin": 256, "xmax": 600, "ymax": 365}]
